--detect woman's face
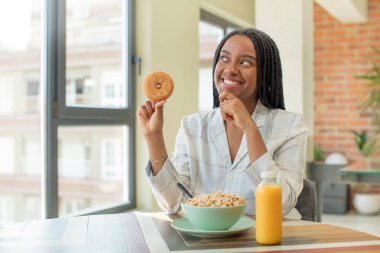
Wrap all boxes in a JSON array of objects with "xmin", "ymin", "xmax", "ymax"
[{"xmin": 214, "ymin": 34, "xmax": 258, "ymax": 107}]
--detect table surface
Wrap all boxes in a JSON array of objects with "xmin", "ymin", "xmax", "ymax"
[{"xmin": 1, "ymin": 212, "xmax": 380, "ymax": 253}]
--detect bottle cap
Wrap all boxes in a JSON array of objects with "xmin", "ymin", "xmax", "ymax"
[{"xmin": 260, "ymin": 171, "xmax": 277, "ymax": 179}]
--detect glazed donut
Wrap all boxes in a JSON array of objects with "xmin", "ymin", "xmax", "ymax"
[{"xmin": 143, "ymin": 71, "xmax": 174, "ymax": 102}]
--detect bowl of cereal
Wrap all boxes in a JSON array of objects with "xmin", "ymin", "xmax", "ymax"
[{"xmin": 181, "ymin": 192, "xmax": 246, "ymax": 231}]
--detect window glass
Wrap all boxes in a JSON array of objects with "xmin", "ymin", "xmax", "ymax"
[
  {"xmin": 0, "ymin": 0, "xmax": 133, "ymax": 225},
  {"xmin": 0, "ymin": 0, "xmax": 41, "ymax": 227},
  {"xmin": 65, "ymin": 0, "xmax": 125, "ymax": 108},
  {"xmin": 198, "ymin": 21, "xmax": 224, "ymax": 111},
  {"xmin": 58, "ymin": 125, "xmax": 128, "ymax": 216}
]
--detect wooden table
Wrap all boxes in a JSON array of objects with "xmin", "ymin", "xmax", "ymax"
[{"xmin": 1, "ymin": 212, "xmax": 380, "ymax": 252}]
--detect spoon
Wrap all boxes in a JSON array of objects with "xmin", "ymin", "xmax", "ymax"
[{"xmin": 177, "ymin": 183, "xmax": 194, "ymax": 198}]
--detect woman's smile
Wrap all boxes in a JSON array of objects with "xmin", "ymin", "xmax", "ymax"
[{"xmin": 221, "ymin": 78, "xmax": 242, "ymax": 89}]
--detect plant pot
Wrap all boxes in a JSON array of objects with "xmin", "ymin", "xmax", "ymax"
[{"xmin": 353, "ymin": 193, "xmax": 380, "ymax": 215}]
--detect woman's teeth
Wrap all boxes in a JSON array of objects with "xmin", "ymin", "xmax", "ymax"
[{"xmin": 224, "ymin": 79, "xmax": 239, "ymax": 85}]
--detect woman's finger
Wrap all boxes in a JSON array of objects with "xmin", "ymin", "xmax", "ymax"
[
  {"xmin": 219, "ymin": 91, "xmax": 236, "ymax": 103},
  {"xmin": 137, "ymin": 105, "xmax": 150, "ymax": 119},
  {"xmin": 155, "ymin": 100, "xmax": 167, "ymax": 109},
  {"xmin": 219, "ymin": 104, "xmax": 233, "ymax": 121},
  {"xmin": 154, "ymin": 100, "xmax": 167, "ymax": 118},
  {"xmin": 144, "ymin": 101, "xmax": 154, "ymax": 116}
]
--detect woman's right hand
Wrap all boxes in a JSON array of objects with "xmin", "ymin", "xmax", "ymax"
[{"xmin": 136, "ymin": 100, "xmax": 166, "ymax": 137}]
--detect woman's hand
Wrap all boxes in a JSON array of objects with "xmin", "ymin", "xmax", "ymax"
[
  {"xmin": 137, "ymin": 100, "xmax": 166, "ymax": 137},
  {"xmin": 219, "ymin": 91, "xmax": 255, "ymax": 131}
]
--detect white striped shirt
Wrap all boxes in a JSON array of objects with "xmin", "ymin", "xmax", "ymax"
[{"xmin": 146, "ymin": 100, "xmax": 308, "ymax": 219}]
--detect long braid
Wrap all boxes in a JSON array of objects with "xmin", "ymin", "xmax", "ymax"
[{"xmin": 212, "ymin": 28, "xmax": 285, "ymax": 110}]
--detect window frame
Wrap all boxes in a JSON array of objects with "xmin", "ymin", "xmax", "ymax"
[
  {"xmin": 43, "ymin": 0, "xmax": 135, "ymax": 218},
  {"xmin": 200, "ymin": 10, "xmax": 241, "ymax": 35}
]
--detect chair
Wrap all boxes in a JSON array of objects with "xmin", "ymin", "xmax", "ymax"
[{"xmin": 295, "ymin": 178, "xmax": 318, "ymax": 222}]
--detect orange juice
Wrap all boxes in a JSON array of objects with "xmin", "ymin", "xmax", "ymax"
[{"xmin": 255, "ymin": 172, "xmax": 282, "ymax": 245}]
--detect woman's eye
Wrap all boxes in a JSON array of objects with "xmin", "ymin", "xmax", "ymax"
[
  {"xmin": 240, "ymin": 60, "xmax": 252, "ymax": 66},
  {"xmin": 219, "ymin": 55, "xmax": 229, "ymax": 62}
]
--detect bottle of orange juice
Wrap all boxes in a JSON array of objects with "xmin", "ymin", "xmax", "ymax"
[{"xmin": 255, "ymin": 171, "xmax": 282, "ymax": 245}]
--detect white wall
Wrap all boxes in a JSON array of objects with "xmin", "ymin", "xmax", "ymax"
[{"xmin": 255, "ymin": 0, "xmax": 314, "ymax": 160}]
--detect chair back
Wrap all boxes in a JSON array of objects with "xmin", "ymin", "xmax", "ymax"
[{"xmin": 295, "ymin": 178, "xmax": 318, "ymax": 222}]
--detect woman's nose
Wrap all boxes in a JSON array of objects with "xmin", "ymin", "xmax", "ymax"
[{"xmin": 224, "ymin": 61, "xmax": 239, "ymax": 75}]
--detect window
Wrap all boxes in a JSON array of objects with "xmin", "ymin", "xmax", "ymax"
[
  {"xmin": 27, "ymin": 80, "xmax": 39, "ymax": 96},
  {"xmin": 101, "ymin": 138, "xmax": 124, "ymax": 180},
  {"xmin": 198, "ymin": 10, "xmax": 241, "ymax": 111},
  {"xmin": 0, "ymin": 137, "xmax": 15, "ymax": 175},
  {"xmin": 0, "ymin": 77, "xmax": 15, "ymax": 115},
  {"xmin": 23, "ymin": 138, "xmax": 41, "ymax": 175},
  {"xmin": 0, "ymin": 0, "xmax": 135, "ymax": 226},
  {"xmin": 0, "ymin": 196, "xmax": 14, "ymax": 228}
]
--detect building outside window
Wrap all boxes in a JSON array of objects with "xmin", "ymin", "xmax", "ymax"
[
  {"xmin": 0, "ymin": 0, "xmax": 135, "ymax": 227},
  {"xmin": 101, "ymin": 138, "xmax": 124, "ymax": 181}
]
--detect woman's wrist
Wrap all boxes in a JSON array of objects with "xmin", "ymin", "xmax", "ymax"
[
  {"xmin": 151, "ymin": 153, "xmax": 168, "ymax": 163},
  {"xmin": 144, "ymin": 131, "xmax": 164, "ymax": 142},
  {"xmin": 242, "ymin": 118, "xmax": 257, "ymax": 132}
]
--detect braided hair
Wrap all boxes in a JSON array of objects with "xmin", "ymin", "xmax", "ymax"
[{"xmin": 212, "ymin": 28, "xmax": 285, "ymax": 110}]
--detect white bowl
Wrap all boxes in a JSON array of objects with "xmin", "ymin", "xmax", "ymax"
[
  {"xmin": 353, "ymin": 193, "xmax": 380, "ymax": 215},
  {"xmin": 325, "ymin": 153, "xmax": 348, "ymax": 165}
]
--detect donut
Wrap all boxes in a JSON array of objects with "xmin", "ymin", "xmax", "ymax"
[{"xmin": 143, "ymin": 71, "xmax": 174, "ymax": 102}]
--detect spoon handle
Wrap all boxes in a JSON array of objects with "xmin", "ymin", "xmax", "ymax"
[{"xmin": 177, "ymin": 183, "xmax": 194, "ymax": 198}]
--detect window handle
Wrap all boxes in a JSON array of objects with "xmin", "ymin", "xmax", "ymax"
[{"xmin": 132, "ymin": 56, "xmax": 142, "ymax": 75}]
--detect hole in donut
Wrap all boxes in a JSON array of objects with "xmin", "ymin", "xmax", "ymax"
[{"xmin": 155, "ymin": 83, "xmax": 162, "ymax": 89}]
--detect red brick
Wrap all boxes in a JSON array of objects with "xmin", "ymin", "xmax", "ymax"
[{"xmin": 314, "ymin": 0, "xmax": 380, "ymax": 166}]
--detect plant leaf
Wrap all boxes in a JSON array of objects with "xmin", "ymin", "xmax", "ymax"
[{"xmin": 362, "ymin": 140, "xmax": 377, "ymax": 157}]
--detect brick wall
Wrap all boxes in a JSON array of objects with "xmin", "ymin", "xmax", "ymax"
[{"xmin": 314, "ymin": 0, "xmax": 380, "ymax": 167}]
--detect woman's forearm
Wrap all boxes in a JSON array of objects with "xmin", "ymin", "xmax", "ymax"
[
  {"xmin": 145, "ymin": 132, "xmax": 168, "ymax": 176},
  {"xmin": 244, "ymin": 123, "xmax": 267, "ymax": 164}
]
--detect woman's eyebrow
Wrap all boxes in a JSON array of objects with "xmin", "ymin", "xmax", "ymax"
[
  {"xmin": 220, "ymin": 50, "xmax": 230, "ymax": 54},
  {"xmin": 220, "ymin": 50, "xmax": 256, "ymax": 60},
  {"xmin": 241, "ymin": 54, "xmax": 257, "ymax": 61}
]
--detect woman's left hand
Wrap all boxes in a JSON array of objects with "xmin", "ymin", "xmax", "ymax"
[{"xmin": 219, "ymin": 91, "xmax": 255, "ymax": 131}]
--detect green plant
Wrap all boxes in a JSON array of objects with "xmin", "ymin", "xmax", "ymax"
[
  {"xmin": 313, "ymin": 144, "xmax": 325, "ymax": 161},
  {"xmin": 356, "ymin": 47, "xmax": 380, "ymax": 133},
  {"xmin": 352, "ymin": 130, "xmax": 377, "ymax": 157}
]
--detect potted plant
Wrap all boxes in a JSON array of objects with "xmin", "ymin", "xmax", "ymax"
[
  {"xmin": 356, "ymin": 47, "xmax": 380, "ymax": 134},
  {"xmin": 351, "ymin": 50, "xmax": 380, "ymax": 214},
  {"xmin": 313, "ymin": 143, "xmax": 325, "ymax": 162},
  {"xmin": 351, "ymin": 130, "xmax": 380, "ymax": 214},
  {"xmin": 352, "ymin": 130, "xmax": 377, "ymax": 169}
]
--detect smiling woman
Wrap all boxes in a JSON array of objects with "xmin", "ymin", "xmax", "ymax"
[{"xmin": 137, "ymin": 28, "xmax": 308, "ymax": 220}]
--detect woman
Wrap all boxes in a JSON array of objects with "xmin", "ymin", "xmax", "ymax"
[{"xmin": 137, "ymin": 28, "xmax": 308, "ymax": 218}]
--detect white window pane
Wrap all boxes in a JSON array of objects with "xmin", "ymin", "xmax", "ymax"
[
  {"xmin": 0, "ymin": 196, "xmax": 15, "ymax": 228},
  {"xmin": 198, "ymin": 21, "xmax": 224, "ymax": 111},
  {"xmin": 0, "ymin": 137, "xmax": 15, "ymax": 174},
  {"xmin": 65, "ymin": 0, "xmax": 126, "ymax": 108},
  {"xmin": 23, "ymin": 139, "xmax": 41, "ymax": 175},
  {"xmin": 58, "ymin": 125, "xmax": 129, "ymax": 216},
  {"xmin": 0, "ymin": 0, "xmax": 42, "ymax": 227}
]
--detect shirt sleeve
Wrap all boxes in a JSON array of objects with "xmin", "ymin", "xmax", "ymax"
[
  {"xmin": 144, "ymin": 124, "xmax": 191, "ymax": 214},
  {"xmin": 243, "ymin": 113, "xmax": 308, "ymax": 217}
]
